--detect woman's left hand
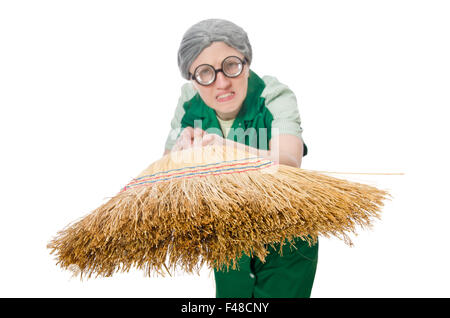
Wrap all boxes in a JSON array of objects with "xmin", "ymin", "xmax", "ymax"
[{"xmin": 198, "ymin": 132, "xmax": 229, "ymax": 147}]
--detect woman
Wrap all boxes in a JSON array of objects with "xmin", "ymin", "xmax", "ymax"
[{"xmin": 163, "ymin": 19, "xmax": 318, "ymax": 298}]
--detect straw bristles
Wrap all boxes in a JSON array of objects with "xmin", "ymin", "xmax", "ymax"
[{"xmin": 47, "ymin": 145, "xmax": 390, "ymax": 279}]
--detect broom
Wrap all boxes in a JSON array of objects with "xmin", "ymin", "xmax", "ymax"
[{"xmin": 47, "ymin": 144, "xmax": 390, "ymax": 279}]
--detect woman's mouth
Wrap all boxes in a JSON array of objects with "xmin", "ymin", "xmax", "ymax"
[{"xmin": 216, "ymin": 92, "xmax": 235, "ymax": 102}]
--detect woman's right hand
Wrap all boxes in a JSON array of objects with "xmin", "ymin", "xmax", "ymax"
[{"xmin": 172, "ymin": 127, "xmax": 208, "ymax": 151}]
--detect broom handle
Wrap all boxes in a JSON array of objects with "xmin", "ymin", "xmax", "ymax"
[{"xmin": 307, "ymin": 170, "xmax": 405, "ymax": 175}]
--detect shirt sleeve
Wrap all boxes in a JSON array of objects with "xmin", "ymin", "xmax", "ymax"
[
  {"xmin": 261, "ymin": 75, "xmax": 304, "ymax": 140},
  {"xmin": 164, "ymin": 83, "xmax": 197, "ymax": 151}
]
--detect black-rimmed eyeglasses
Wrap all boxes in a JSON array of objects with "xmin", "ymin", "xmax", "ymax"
[{"xmin": 190, "ymin": 56, "xmax": 247, "ymax": 86}]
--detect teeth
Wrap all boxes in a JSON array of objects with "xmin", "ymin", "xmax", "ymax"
[{"xmin": 217, "ymin": 92, "xmax": 234, "ymax": 100}]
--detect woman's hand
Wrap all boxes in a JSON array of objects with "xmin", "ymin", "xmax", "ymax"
[
  {"xmin": 172, "ymin": 127, "xmax": 196, "ymax": 151},
  {"xmin": 198, "ymin": 132, "xmax": 228, "ymax": 147},
  {"xmin": 170, "ymin": 127, "xmax": 303, "ymax": 167},
  {"xmin": 172, "ymin": 127, "xmax": 228, "ymax": 151}
]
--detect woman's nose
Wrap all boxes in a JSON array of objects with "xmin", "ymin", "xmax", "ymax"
[{"xmin": 215, "ymin": 71, "xmax": 232, "ymax": 88}]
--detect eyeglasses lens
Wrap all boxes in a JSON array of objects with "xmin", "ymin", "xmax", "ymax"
[
  {"xmin": 223, "ymin": 57, "xmax": 243, "ymax": 77},
  {"xmin": 195, "ymin": 66, "xmax": 215, "ymax": 85},
  {"xmin": 194, "ymin": 56, "xmax": 244, "ymax": 85}
]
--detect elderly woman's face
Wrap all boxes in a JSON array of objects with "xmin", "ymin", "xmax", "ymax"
[{"xmin": 189, "ymin": 42, "xmax": 249, "ymax": 120}]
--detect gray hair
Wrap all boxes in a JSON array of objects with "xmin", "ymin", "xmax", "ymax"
[{"xmin": 177, "ymin": 19, "xmax": 253, "ymax": 80}]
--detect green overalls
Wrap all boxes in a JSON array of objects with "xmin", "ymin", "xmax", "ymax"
[{"xmin": 165, "ymin": 70, "xmax": 319, "ymax": 298}]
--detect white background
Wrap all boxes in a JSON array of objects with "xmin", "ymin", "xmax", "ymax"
[{"xmin": 1, "ymin": 0, "xmax": 449, "ymax": 297}]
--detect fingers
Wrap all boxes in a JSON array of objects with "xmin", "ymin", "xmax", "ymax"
[
  {"xmin": 178, "ymin": 127, "xmax": 194, "ymax": 150},
  {"xmin": 174, "ymin": 127, "xmax": 208, "ymax": 151},
  {"xmin": 173, "ymin": 127, "xmax": 226, "ymax": 151},
  {"xmin": 173, "ymin": 128, "xmax": 191, "ymax": 151},
  {"xmin": 201, "ymin": 133, "xmax": 215, "ymax": 146},
  {"xmin": 193, "ymin": 127, "xmax": 205, "ymax": 147}
]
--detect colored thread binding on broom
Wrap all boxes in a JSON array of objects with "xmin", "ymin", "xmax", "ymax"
[{"xmin": 120, "ymin": 157, "xmax": 276, "ymax": 192}]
